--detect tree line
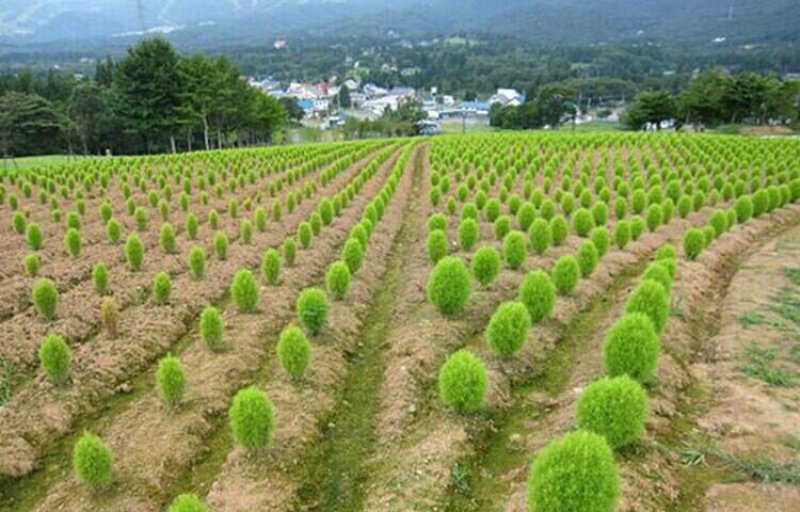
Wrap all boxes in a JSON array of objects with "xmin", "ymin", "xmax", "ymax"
[{"xmin": 0, "ymin": 38, "xmax": 286, "ymax": 158}]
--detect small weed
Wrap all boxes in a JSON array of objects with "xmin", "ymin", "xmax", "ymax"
[
  {"xmin": 739, "ymin": 311, "xmax": 766, "ymax": 327},
  {"xmin": 739, "ymin": 342, "xmax": 795, "ymax": 387},
  {"xmin": 0, "ymin": 359, "xmax": 11, "ymax": 405},
  {"xmin": 783, "ymin": 266, "xmax": 800, "ymax": 287},
  {"xmin": 771, "ymin": 288, "xmax": 800, "ymax": 327},
  {"xmin": 450, "ymin": 463, "xmax": 471, "ymax": 494},
  {"xmin": 680, "ymin": 447, "xmax": 707, "ymax": 467},
  {"xmin": 687, "ymin": 444, "xmax": 800, "ymax": 484},
  {"xmin": 671, "ymin": 293, "xmax": 686, "ymax": 319},
  {"xmin": 789, "ymin": 344, "xmax": 800, "ymax": 364},
  {"xmin": 782, "ymin": 435, "xmax": 800, "ymax": 451}
]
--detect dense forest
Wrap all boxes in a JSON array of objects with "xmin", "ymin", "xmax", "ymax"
[{"xmin": 0, "ymin": 38, "xmax": 286, "ymax": 157}]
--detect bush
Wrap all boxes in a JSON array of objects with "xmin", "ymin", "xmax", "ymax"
[
  {"xmin": 427, "ymin": 256, "xmax": 472, "ymax": 315},
  {"xmin": 735, "ymin": 196, "xmax": 753, "ymax": 224},
  {"xmin": 168, "ymin": 494, "xmax": 210, "ymax": 512},
  {"xmin": 642, "ymin": 261, "xmax": 673, "ymax": 292},
  {"xmin": 92, "ymin": 262, "xmax": 108, "ymax": 294},
  {"xmin": 527, "ymin": 430, "xmax": 619, "ymax": 512},
  {"xmin": 283, "ymin": 237, "xmax": 297, "ymax": 266},
  {"xmin": 552, "ymin": 255, "xmax": 580, "ymax": 296},
  {"xmin": 12, "ymin": 211, "xmax": 26, "ymax": 234},
  {"xmin": 602, "ymin": 313, "xmax": 660, "ymax": 382},
  {"xmin": 214, "ymin": 231, "xmax": 229, "ymax": 260},
  {"xmin": 134, "ymin": 207, "xmax": 148, "ymax": 231},
  {"xmin": 503, "ymin": 231, "xmax": 528, "ymax": 270},
  {"xmin": 625, "ymin": 280, "xmax": 670, "ymax": 334},
  {"xmin": 229, "ymin": 386, "xmax": 274, "ymax": 451},
  {"xmin": 518, "ymin": 270, "xmax": 556, "ymax": 323},
  {"xmin": 26, "ymin": 223, "xmax": 42, "ymax": 250},
  {"xmin": 337, "ymin": 238, "xmax": 364, "ymax": 277},
  {"xmin": 188, "ymin": 246, "xmax": 206, "ymax": 280},
  {"xmin": 106, "ymin": 218, "xmax": 121, "ymax": 243},
  {"xmin": 471, "ymin": 245, "xmax": 501, "ymax": 286},
  {"xmin": 613, "ymin": 220, "xmax": 631, "ymax": 249},
  {"xmin": 296, "ymin": 287, "xmax": 330, "ymax": 335},
  {"xmin": 64, "ymin": 228, "xmax": 81, "ymax": 258},
  {"xmin": 231, "ymin": 269, "xmax": 259, "ymax": 313},
  {"xmin": 458, "ymin": 218, "xmax": 479, "ymax": 251},
  {"xmin": 485, "ymin": 198, "xmax": 501, "ymax": 221},
  {"xmin": 326, "ymin": 261, "xmax": 351, "ymax": 300},
  {"xmin": 438, "ymin": 349, "xmax": 488, "ymax": 413},
  {"xmin": 646, "ymin": 204, "xmax": 662, "ymax": 232},
  {"xmin": 24, "ymin": 254, "xmax": 39, "ymax": 276},
  {"xmin": 240, "ymin": 219, "xmax": 253, "ymax": 245},
  {"xmin": 200, "ymin": 306, "xmax": 224, "ymax": 351},
  {"xmin": 32, "ymin": 278, "xmax": 58, "ymax": 320},
  {"xmin": 100, "ymin": 297, "xmax": 118, "ymax": 338},
  {"xmin": 276, "ymin": 325, "xmax": 311, "ymax": 380},
  {"xmin": 576, "ymin": 240, "xmax": 599, "ymax": 278},
  {"xmin": 572, "ymin": 208, "xmax": 595, "ymax": 237},
  {"xmin": 428, "ymin": 213, "xmax": 447, "ymax": 232},
  {"xmin": 73, "ymin": 432, "xmax": 113, "ymax": 487},
  {"xmin": 486, "ymin": 301, "xmax": 531, "ymax": 357},
  {"xmin": 38, "ymin": 334, "xmax": 71, "ymax": 385},
  {"xmin": 577, "ymin": 376, "xmax": 648, "ymax": 449},
  {"xmin": 550, "ymin": 215, "xmax": 568, "ymax": 246},
  {"xmin": 185, "ymin": 212, "xmax": 199, "ymax": 240},
  {"xmin": 517, "ymin": 202, "xmax": 536, "ymax": 231},
  {"xmin": 494, "ymin": 215, "xmax": 511, "ymax": 240},
  {"xmin": 752, "ymin": 189, "xmax": 768, "ymax": 217},
  {"xmin": 156, "ymin": 354, "xmax": 185, "ymax": 407},
  {"xmin": 528, "ymin": 218, "xmax": 551, "ymax": 255},
  {"xmin": 152, "ymin": 271, "xmax": 172, "ymax": 304},
  {"xmin": 629, "ymin": 215, "xmax": 645, "ymax": 241},
  {"xmin": 160, "ymin": 223, "xmax": 177, "ymax": 254},
  {"xmin": 122, "ymin": 233, "xmax": 145, "ymax": 271},
  {"xmin": 683, "ymin": 228, "xmax": 705, "ymax": 261},
  {"xmin": 703, "ymin": 225, "xmax": 716, "ymax": 247},
  {"xmin": 298, "ymin": 221, "xmax": 313, "ymax": 249},
  {"xmin": 426, "ymin": 230, "xmax": 448, "ymax": 264},
  {"xmin": 261, "ymin": 249, "xmax": 281, "ymax": 285}
]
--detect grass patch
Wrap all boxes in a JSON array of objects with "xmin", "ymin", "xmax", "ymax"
[
  {"xmin": 739, "ymin": 311, "xmax": 767, "ymax": 327},
  {"xmin": 1, "ymin": 155, "xmax": 93, "ymax": 170},
  {"xmin": 783, "ymin": 266, "xmax": 800, "ymax": 287},
  {"xmin": 739, "ymin": 342, "xmax": 795, "ymax": 387}
]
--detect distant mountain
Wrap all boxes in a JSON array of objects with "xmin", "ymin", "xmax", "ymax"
[{"xmin": 0, "ymin": 0, "xmax": 797, "ymax": 46}]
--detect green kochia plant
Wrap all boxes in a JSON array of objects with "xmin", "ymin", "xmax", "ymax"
[
  {"xmin": 683, "ymin": 228, "xmax": 705, "ymax": 261},
  {"xmin": 527, "ymin": 430, "xmax": 619, "ymax": 512},
  {"xmin": 576, "ymin": 375, "xmax": 648, "ymax": 449},
  {"xmin": 156, "ymin": 354, "xmax": 185, "ymax": 407},
  {"xmin": 471, "ymin": 245, "xmax": 501, "ymax": 287},
  {"xmin": 38, "ymin": 334, "xmax": 71, "ymax": 385},
  {"xmin": 64, "ymin": 228, "xmax": 81, "ymax": 258},
  {"xmin": 438, "ymin": 349, "xmax": 488, "ymax": 413},
  {"xmin": 73, "ymin": 432, "xmax": 113, "ymax": 487},
  {"xmin": 427, "ymin": 230, "xmax": 448, "ymax": 264},
  {"xmin": 26, "ymin": 222, "xmax": 42, "ymax": 250},
  {"xmin": 326, "ymin": 261, "xmax": 352, "ymax": 300},
  {"xmin": 296, "ymin": 287, "xmax": 331, "ymax": 335},
  {"xmin": 160, "ymin": 223, "xmax": 177, "ymax": 254},
  {"xmin": 261, "ymin": 249, "xmax": 281, "ymax": 285},
  {"xmin": 528, "ymin": 218, "xmax": 551, "ymax": 255},
  {"xmin": 124, "ymin": 234, "xmax": 144, "ymax": 271},
  {"xmin": 214, "ymin": 231, "xmax": 229, "ymax": 260},
  {"xmin": 168, "ymin": 494, "xmax": 210, "ymax": 512},
  {"xmin": 518, "ymin": 269, "xmax": 556, "ymax": 323},
  {"xmin": 552, "ymin": 255, "xmax": 580, "ymax": 296},
  {"xmin": 200, "ymin": 306, "xmax": 224, "ymax": 351},
  {"xmin": 24, "ymin": 254, "xmax": 39, "ymax": 276},
  {"xmin": 188, "ymin": 246, "xmax": 206, "ymax": 280},
  {"xmin": 485, "ymin": 301, "xmax": 531, "ymax": 357},
  {"xmin": 576, "ymin": 240, "xmax": 599, "ymax": 278},
  {"xmin": 230, "ymin": 269, "xmax": 259, "ymax": 313},
  {"xmin": 427, "ymin": 256, "xmax": 472, "ymax": 316},
  {"xmin": 229, "ymin": 386, "xmax": 275, "ymax": 452},
  {"xmin": 503, "ymin": 230, "xmax": 528, "ymax": 270},
  {"xmin": 276, "ymin": 325, "xmax": 311, "ymax": 380},
  {"xmin": 283, "ymin": 238, "xmax": 297, "ymax": 266},
  {"xmin": 93, "ymin": 262, "xmax": 108, "ymax": 294},
  {"xmin": 32, "ymin": 278, "xmax": 59, "ymax": 320},
  {"xmin": 625, "ymin": 280, "xmax": 670, "ymax": 334},
  {"xmin": 152, "ymin": 272, "xmax": 172, "ymax": 304},
  {"xmin": 603, "ymin": 313, "xmax": 661, "ymax": 382},
  {"xmin": 342, "ymin": 237, "xmax": 365, "ymax": 273},
  {"xmin": 458, "ymin": 218, "xmax": 479, "ymax": 251}
]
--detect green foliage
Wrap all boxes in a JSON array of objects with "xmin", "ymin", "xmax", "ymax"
[
  {"xmin": 625, "ymin": 280, "xmax": 670, "ymax": 334},
  {"xmin": 38, "ymin": 334, "xmax": 71, "ymax": 385},
  {"xmin": 64, "ymin": 227, "xmax": 81, "ymax": 258},
  {"xmin": 572, "ymin": 208, "xmax": 595, "ymax": 237},
  {"xmin": 200, "ymin": 306, "xmax": 224, "ymax": 351},
  {"xmin": 552, "ymin": 255, "xmax": 580, "ymax": 296},
  {"xmin": 602, "ymin": 313, "xmax": 660, "ymax": 382},
  {"xmin": 503, "ymin": 230, "xmax": 528, "ymax": 270},
  {"xmin": 577, "ymin": 376, "xmax": 648, "ymax": 449},
  {"xmin": 517, "ymin": 202, "xmax": 536, "ymax": 231},
  {"xmin": 11, "ymin": 211, "xmax": 26, "ymax": 234},
  {"xmin": 188, "ymin": 246, "xmax": 206, "ymax": 280},
  {"xmin": 298, "ymin": 221, "xmax": 313, "ymax": 249},
  {"xmin": 646, "ymin": 204, "xmax": 662, "ymax": 232},
  {"xmin": 231, "ymin": 269, "xmax": 259, "ymax": 313},
  {"xmin": 283, "ymin": 237, "xmax": 297, "ymax": 266},
  {"xmin": 735, "ymin": 196, "xmax": 753, "ymax": 223},
  {"xmin": 326, "ymin": 261, "xmax": 352, "ymax": 300},
  {"xmin": 428, "ymin": 213, "xmax": 447, "ymax": 232},
  {"xmin": 528, "ymin": 218, "xmax": 551, "ymax": 255},
  {"xmin": 427, "ymin": 256, "xmax": 472, "ymax": 316},
  {"xmin": 550, "ymin": 215, "xmax": 568, "ymax": 246},
  {"xmin": 438, "ymin": 349, "xmax": 488, "ymax": 413},
  {"xmin": 629, "ymin": 215, "xmax": 645, "ymax": 241},
  {"xmin": 185, "ymin": 212, "xmax": 199, "ymax": 239},
  {"xmin": 261, "ymin": 249, "xmax": 281, "ymax": 285},
  {"xmin": 152, "ymin": 271, "xmax": 172, "ymax": 304},
  {"xmin": 471, "ymin": 245, "xmax": 501, "ymax": 286},
  {"xmin": 276, "ymin": 325, "xmax": 311, "ymax": 380},
  {"xmin": 576, "ymin": 240, "xmax": 599, "ymax": 278},
  {"xmin": 614, "ymin": 220, "xmax": 631, "ymax": 249},
  {"xmin": 458, "ymin": 218, "xmax": 479, "ymax": 251},
  {"xmin": 213, "ymin": 231, "xmax": 229, "ymax": 260},
  {"xmin": 229, "ymin": 386, "xmax": 274, "ymax": 452},
  {"xmin": 156, "ymin": 354, "xmax": 185, "ymax": 407},
  {"xmin": 494, "ymin": 215, "xmax": 511, "ymax": 240},
  {"xmin": 167, "ymin": 494, "xmax": 210, "ymax": 512},
  {"xmin": 106, "ymin": 218, "xmax": 121, "ymax": 243},
  {"xmin": 160, "ymin": 223, "xmax": 177, "ymax": 254},
  {"xmin": 90, "ymin": 262, "xmax": 108, "ymax": 294},
  {"xmin": 683, "ymin": 228, "xmax": 705, "ymax": 261},
  {"xmin": 518, "ymin": 270, "xmax": 556, "ymax": 323},
  {"xmin": 486, "ymin": 301, "xmax": 531, "ymax": 357},
  {"xmin": 124, "ymin": 233, "xmax": 144, "ymax": 271},
  {"xmin": 24, "ymin": 254, "xmax": 40, "ymax": 276},
  {"xmin": 527, "ymin": 430, "xmax": 619, "ymax": 512},
  {"xmin": 26, "ymin": 222, "xmax": 42, "ymax": 250},
  {"xmin": 296, "ymin": 287, "xmax": 330, "ymax": 335},
  {"xmin": 642, "ymin": 262, "xmax": 673, "ymax": 292},
  {"xmin": 32, "ymin": 278, "xmax": 58, "ymax": 320},
  {"xmin": 73, "ymin": 432, "xmax": 113, "ymax": 487},
  {"xmin": 427, "ymin": 230, "xmax": 448, "ymax": 264}
]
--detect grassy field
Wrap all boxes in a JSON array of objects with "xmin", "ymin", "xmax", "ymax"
[{"xmin": 1, "ymin": 155, "xmax": 95, "ymax": 170}]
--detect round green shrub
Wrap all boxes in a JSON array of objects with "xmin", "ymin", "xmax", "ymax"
[
  {"xmin": 528, "ymin": 218, "xmax": 551, "ymax": 255},
  {"xmin": 550, "ymin": 215, "xmax": 568, "ymax": 246},
  {"xmin": 38, "ymin": 333, "xmax": 71, "ymax": 385},
  {"xmin": 577, "ymin": 240, "xmax": 599, "ymax": 278},
  {"xmin": 231, "ymin": 269, "xmax": 259, "ymax": 313},
  {"xmin": 12, "ymin": 211, "xmax": 26, "ymax": 234},
  {"xmin": 494, "ymin": 215, "xmax": 511, "ymax": 240},
  {"xmin": 642, "ymin": 261, "xmax": 673, "ymax": 292},
  {"xmin": 106, "ymin": 218, "xmax": 121, "ymax": 243},
  {"xmin": 156, "ymin": 354, "xmax": 185, "ymax": 407},
  {"xmin": 427, "ymin": 256, "xmax": 472, "ymax": 316},
  {"xmin": 92, "ymin": 262, "xmax": 108, "ymax": 294},
  {"xmin": 188, "ymin": 246, "xmax": 206, "ymax": 280},
  {"xmin": 602, "ymin": 312, "xmax": 660, "ymax": 382},
  {"xmin": 213, "ymin": 231, "xmax": 229, "ymax": 260},
  {"xmin": 26, "ymin": 223, "xmax": 42, "ymax": 250},
  {"xmin": 64, "ymin": 228, "xmax": 81, "ymax": 258},
  {"xmin": 229, "ymin": 386, "xmax": 274, "ymax": 451},
  {"xmin": 125, "ymin": 233, "xmax": 144, "ymax": 271},
  {"xmin": 471, "ymin": 245, "xmax": 501, "ymax": 287},
  {"xmin": 261, "ymin": 249, "xmax": 281, "ymax": 285},
  {"xmin": 703, "ymin": 225, "xmax": 716, "ymax": 247},
  {"xmin": 276, "ymin": 325, "xmax": 311, "ymax": 380},
  {"xmin": 326, "ymin": 261, "xmax": 351, "ymax": 300},
  {"xmin": 518, "ymin": 270, "xmax": 556, "ymax": 323},
  {"xmin": 134, "ymin": 206, "xmax": 148, "ymax": 231},
  {"xmin": 152, "ymin": 271, "xmax": 172, "ymax": 304},
  {"xmin": 735, "ymin": 196, "xmax": 753, "ymax": 224},
  {"xmin": 683, "ymin": 228, "xmax": 705, "ymax": 261},
  {"xmin": 572, "ymin": 208, "xmax": 595, "ymax": 237},
  {"xmin": 527, "ymin": 430, "xmax": 619, "ymax": 512},
  {"xmin": 309, "ymin": 212, "xmax": 322, "ymax": 235},
  {"xmin": 296, "ymin": 287, "xmax": 330, "ymax": 335},
  {"xmin": 552, "ymin": 255, "xmax": 580, "ymax": 296},
  {"xmin": 625, "ymin": 280, "xmax": 670, "ymax": 334},
  {"xmin": 24, "ymin": 254, "xmax": 39, "ymax": 276},
  {"xmin": 589, "ymin": 226, "xmax": 609, "ymax": 258},
  {"xmin": 426, "ymin": 230, "xmax": 448, "ymax": 264},
  {"xmin": 73, "ymin": 432, "xmax": 113, "ymax": 487},
  {"xmin": 486, "ymin": 301, "xmax": 531, "ymax": 357},
  {"xmin": 614, "ymin": 220, "xmax": 631, "ymax": 249},
  {"xmin": 752, "ymin": 189, "xmax": 769, "ymax": 217},
  {"xmin": 485, "ymin": 198, "xmax": 501, "ymax": 222},
  {"xmin": 517, "ymin": 203, "xmax": 536, "ymax": 231},
  {"xmin": 283, "ymin": 237, "xmax": 297, "ymax": 266},
  {"xmin": 200, "ymin": 306, "xmax": 223, "ymax": 351},
  {"xmin": 319, "ymin": 198, "xmax": 334, "ymax": 225},
  {"xmin": 428, "ymin": 213, "xmax": 447, "ymax": 232},
  {"xmin": 438, "ymin": 349, "xmax": 488, "ymax": 413},
  {"xmin": 503, "ymin": 231, "xmax": 528, "ymax": 270},
  {"xmin": 707, "ymin": 209, "xmax": 727, "ymax": 238},
  {"xmin": 629, "ymin": 215, "xmax": 645, "ymax": 241},
  {"xmin": 298, "ymin": 221, "xmax": 313, "ymax": 249},
  {"xmin": 577, "ymin": 376, "xmax": 648, "ymax": 449},
  {"xmin": 168, "ymin": 494, "xmax": 210, "ymax": 512},
  {"xmin": 461, "ymin": 202, "xmax": 479, "ymax": 221},
  {"xmin": 458, "ymin": 218, "xmax": 479, "ymax": 251},
  {"xmin": 32, "ymin": 277, "xmax": 58, "ymax": 320},
  {"xmin": 66, "ymin": 211, "xmax": 80, "ymax": 231},
  {"xmin": 646, "ymin": 204, "xmax": 662, "ymax": 232},
  {"xmin": 99, "ymin": 202, "xmax": 113, "ymax": 224},
  {"xmin": 160, "ymin": 223, "xmax": 177, "ymax": 254},
  {"xmin": 240, "ymin": 219, "xmax": 253, "ymax": 245}
]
